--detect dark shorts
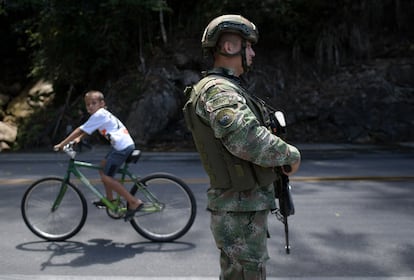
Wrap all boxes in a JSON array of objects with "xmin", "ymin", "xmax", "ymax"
[{"xmin": 103, "ymin": 144, "xmax": 135, "ymax": 177}]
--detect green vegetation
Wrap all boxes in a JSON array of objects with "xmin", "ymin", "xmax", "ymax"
[
  {"xmin": 2, "ymin": 0, "xmax": 411, "ymax": 97},
  {"xmin": 1, "ymin": 0, "xmax": 412, "ymax": 149}
]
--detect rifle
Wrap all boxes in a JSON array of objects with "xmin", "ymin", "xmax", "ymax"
[
  {"xmin": 251, "ymin": 95, "xmax": 295, "ymax": 254},
  {"xmin": 269, "ymin": 110, "xmax": 295, "ymax": 254}
]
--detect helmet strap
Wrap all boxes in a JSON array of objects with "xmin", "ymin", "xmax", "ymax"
[{"xmin": 241, "ymin": 40, "xmax": 249, "ymax": 73}]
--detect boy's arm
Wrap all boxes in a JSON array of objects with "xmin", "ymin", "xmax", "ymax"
[{"xmin": 53, "ymin": 127, "xmax": 87, "ymax": 151}]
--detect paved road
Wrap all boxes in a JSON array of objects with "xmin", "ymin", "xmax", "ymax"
[{"xmin": 0, "ymin": 144, "xmax": 413, "ymax": 280}]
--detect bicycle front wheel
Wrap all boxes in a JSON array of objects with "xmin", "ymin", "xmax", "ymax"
[
  {"xmin": 21, "ymin": 177, "xmax": 87, "ymax": 241},
  {"xmin": 129, "ymin": 173, "xmax": 197, "ymax": 242}
]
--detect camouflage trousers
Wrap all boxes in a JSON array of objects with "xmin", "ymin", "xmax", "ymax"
[{"xmin": 210, "ymin": 210, "xmax": 269, "ymax": 280}]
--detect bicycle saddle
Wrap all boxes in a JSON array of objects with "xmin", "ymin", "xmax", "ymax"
[{"xmin": 126, "ymin": 149, "xmax": 141, "ymax": 164}]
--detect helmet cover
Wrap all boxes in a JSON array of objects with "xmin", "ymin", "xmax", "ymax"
[{"xmin": 201, "ymin": 14, "xmax": 258, "ymax": 50}]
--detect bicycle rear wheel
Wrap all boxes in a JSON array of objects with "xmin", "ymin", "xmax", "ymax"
[
  {"xmin": 21, "ymin": 177, "xmax": 87, "ymax": 241},
  {"xmin": 129, "ymin": 173, "xmax": 196, "ymax": 242}
]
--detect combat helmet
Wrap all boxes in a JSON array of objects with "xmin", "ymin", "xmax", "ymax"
[
  {"xmin": 201, "ymin": 14, "xmax": 258, "ymax": 50},
  {"xmin": 201, "ymin": 15, "xmax": 258, "ymax": 72}
]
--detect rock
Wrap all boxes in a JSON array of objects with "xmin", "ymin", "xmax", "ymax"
[
  {"xmin": 6, "ymin": 80, "xmax": 54, "ymax": 119},
  {"xmin": 387, "ymin": 62, "xmax": 414, "ymax": 87},
  {"xmin": 0, "ymin": 121, "xmax": 17, "ymax": 143},
  {"xmin": 126, "ymin": 74, "xmax": 181, "ymax": 145},
  {"xmin": 0, "ymin": 141, "xmax": 11, "ymax": 151}
]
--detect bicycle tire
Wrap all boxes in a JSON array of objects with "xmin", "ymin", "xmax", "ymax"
[
  {"xmin": 129, "ymin": 173, "xmax": 197, "ymax": 242},
  {"xmin": 21, "ymin": 177, "xmax": 87, "ymax": 241}
]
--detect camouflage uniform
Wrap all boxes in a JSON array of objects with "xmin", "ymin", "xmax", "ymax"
[
  {"xmin": 183, "ymin": 14, "xmax": 301, "ymax": 280},
  {"xmin": 211, "ymin": 210, "xmax": 269, "ymax": 280},
  {"xmin": 184, "ymin": 67, "xmax": 300, "ymax": 280}
]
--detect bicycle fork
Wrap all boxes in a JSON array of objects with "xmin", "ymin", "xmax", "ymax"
[{"xmin": 51, "ymin": 178, "xmax": 70, "ymax": 212}]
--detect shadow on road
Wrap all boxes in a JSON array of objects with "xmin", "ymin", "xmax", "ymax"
[{"xmin": 16, "ymin": 239, "xmax": 196, "ymax": 271}]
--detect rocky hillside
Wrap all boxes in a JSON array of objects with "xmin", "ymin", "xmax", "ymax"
[
  {"xmin": 1, "ymin": 29, "xmax": 414, "ymax": 152},
  {"xmin": 1, "ymin": 0, "xmax": 413, "ymax": 151},
  {"xmin": 250, "ymin": 54, "xmax": 414, "ymax": 145},
  {"xmin": 2, "ymin": 45, "xmax": 412, "ymax": 152}
]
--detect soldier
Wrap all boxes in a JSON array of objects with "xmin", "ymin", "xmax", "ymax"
[{"xmin": 183, "ymin": 15, "xmax": 301, "ymax": 279}]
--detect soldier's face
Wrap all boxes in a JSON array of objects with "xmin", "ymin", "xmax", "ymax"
[
  {"xmin": 245, "ymin": 41, "xmax": 255, "ymax": 66},
  {"xmin": 229, "ymin": 38, "xmax": 255, "ymax": 73}
]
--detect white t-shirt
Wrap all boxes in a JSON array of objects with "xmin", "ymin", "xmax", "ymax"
[{"xmin": 80, "ymin": 108, "xmax": 134, "ymax": 151}]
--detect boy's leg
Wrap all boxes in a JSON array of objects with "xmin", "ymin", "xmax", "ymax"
[
  {"xmin": 100, "ymin": 145, "xmax": 142, "ymax": 209},
  {"xmin": 100, "ymin": 173, "xmax": 141, "ymax": 209},
  {"xmin": 99, "ymin": 159, "xmax": 114, "ymax": 200}
]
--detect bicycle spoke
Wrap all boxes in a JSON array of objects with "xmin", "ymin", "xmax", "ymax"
[
  {"xmin": 129, "ymin": 173, "xmax": 196, "ymax": 242},
  {"xmin": 21, "ymin": 177, "xmax": 87, "ymax": 241}
]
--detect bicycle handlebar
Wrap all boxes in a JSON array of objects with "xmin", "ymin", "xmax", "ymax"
[{"xmin": 61, "ymin": 141, "xmax": 77, "ymax": 159}]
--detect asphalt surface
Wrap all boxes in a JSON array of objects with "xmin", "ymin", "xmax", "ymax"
[
  {"xmin": 1, "ymin": 142, "xmax": 413, "ymax": 162},
  {"xmin": 1, "ymin": 142, "xmax": 413, "ymax": 280}
]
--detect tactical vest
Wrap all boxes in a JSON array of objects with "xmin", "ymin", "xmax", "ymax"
[{"xmin": 183, "ymin": 74, "xmax": 277, "ymax": 191}]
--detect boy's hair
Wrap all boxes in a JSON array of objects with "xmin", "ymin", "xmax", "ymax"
[{"xmin": 85, "ymin": 90, "xmax": 104, "ymax": 101}]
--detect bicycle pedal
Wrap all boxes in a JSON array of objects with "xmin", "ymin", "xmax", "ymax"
[{"xmin": 92, "ymin": 201, "xmax": 107, "ymax": 209}]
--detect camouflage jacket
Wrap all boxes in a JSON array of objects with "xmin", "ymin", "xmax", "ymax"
[{"xmin": 184, "ymin": 67, "xmax": 300, "ymax": 212}]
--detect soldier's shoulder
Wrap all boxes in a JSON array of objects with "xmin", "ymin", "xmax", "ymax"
[{"xmin": 196, "ymin": 76, "xmax": 237, "ymax": 94}]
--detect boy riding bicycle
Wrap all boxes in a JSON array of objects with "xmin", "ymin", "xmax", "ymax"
[{"xmin": 54, "ymin": 90, "xmax": 143, "ymax": 220}]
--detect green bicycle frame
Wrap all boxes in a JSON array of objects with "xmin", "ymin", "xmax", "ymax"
[
  {"xmin": 51, "ymin": 157, "xmax": 160, "ymax": 213},
  {"xmin": 51, "ymin": 157, "xmax": 102, "ymax": 212}
]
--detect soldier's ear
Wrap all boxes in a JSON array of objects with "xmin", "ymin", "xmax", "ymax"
[{"xmin": 222, "ymin": 40, "xmax": 238, "ymax": 55}]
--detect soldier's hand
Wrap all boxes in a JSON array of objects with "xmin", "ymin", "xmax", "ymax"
[
  {"xmin": 282, "ymin": 158, "xmax": 300, "ymax": 176},
  {"xmin": 282, "ymin": 145, "xmax": 301, "ymax": 175}
]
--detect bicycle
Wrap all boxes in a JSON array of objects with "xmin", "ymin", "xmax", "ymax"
[{"xmin": 21, "ymin": 142, "xmax": 197, "ymax": 242}]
